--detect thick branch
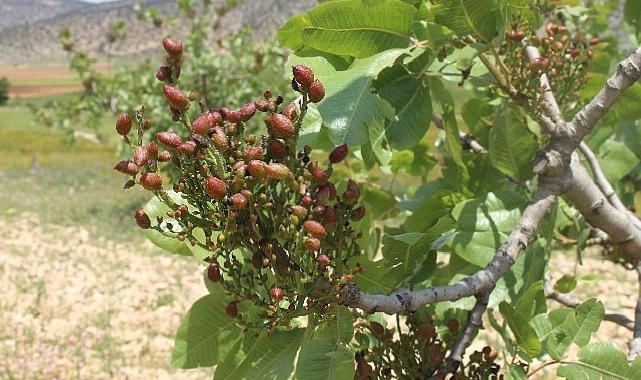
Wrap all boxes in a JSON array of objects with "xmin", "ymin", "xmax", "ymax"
[
  {"xmin": 340, "ymin": 182, "xmax": 559, "ymax": 314},
  {"xmin": 569, "ymin": 47, "xmax": 641, "ymax": 143},
  {"xmin": 544, "ymin": 272, "xmax": 633, "ymax": 331},
  {"xmin": 579, "ymin": 142, "xmax": 641, "ymax": 230},
  {"xmin": 565, "ymin": 154, "xmax": 641, "ymax": 261}
]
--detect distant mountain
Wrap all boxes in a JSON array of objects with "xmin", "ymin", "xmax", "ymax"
[{"xmin": 0, "ymin": 0, "xmax": 315, "ymax": 65}]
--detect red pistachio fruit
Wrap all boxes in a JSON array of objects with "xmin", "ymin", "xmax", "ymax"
[
  {"xmin": 114, "ymin": 160, "xmax": 138, "ymax": 176},
  {"xmin": 270, "ymin": 287, "xmax": 284, "ymax": 301},
  {"xmin": 206, "ymin": 176, "xmax": 228, "ymax": 200},
  {"xmin": 116, "ymin": 113, "xmax": 132, "ymax": 136},
  {"xmin": 133, "ymin": 146, "xmax": 150, "ymax": 167},
  {"xmin": 163, "ymin": 84, "xmax": 190, "ymax": 111},
  {"xmin": 270, "ymin": 113, "xmax": 295, "ymax": 138},
  {"xmin": 134, "ymin": 208, "xmax": 151, "ymax": 229},
  {"xmin": 140, "ymin": 172, "xmax": 162, "ymax": 191},
  {"xmin": 308, "ymin": 80, "xmax": 325, "ymax": 103},
  {"xmin": 329, "ymin": 144, "xmax": 348, "ymax": 164},
  {"xmin": 229, "ymin": 192, "xmax": 248, "ymax": 210},
  {"xmin": 207, "ymin": 264, "xmax": 221, "ymax": 282},
  {"xmin": 162, "ymin": 37, "xmax": 183, "ymax": 57},
  {"xmin": 293, "ymin": 65, "xmax": 314, "ymax": 88},
  {"xmin": 303, "ymin": 220, "xmax": 327, "ymax": 238},
  {"xmin": 317, "ymin": 254, "xmax": 331, "ymax": 267},
  {"xmin": 156, "ymin": 131, "xmax": 183, "ymax": 149}
]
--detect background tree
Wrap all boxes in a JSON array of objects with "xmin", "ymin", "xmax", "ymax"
[{"xmin": 0, "ymin": 77, "xmax": 9, "ymax": 106}]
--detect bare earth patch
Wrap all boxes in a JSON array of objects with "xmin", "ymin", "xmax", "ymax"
[{"xmin": 0, "ymin": 213, "xmax": 211, "ymax": 379}]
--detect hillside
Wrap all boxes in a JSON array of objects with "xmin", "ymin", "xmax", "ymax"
[{"xmin": 0, "ymin": 0, "xmax": 315, "ymax": 65}]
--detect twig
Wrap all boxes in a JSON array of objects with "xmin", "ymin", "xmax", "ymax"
[
  {"xmin": 432, "ymin": 114, "xmax": 487, "ymax": 154},
  {"xmin": 544, "ymin": 272, "xmax": 634, "ymax": 331},
  {"xmin": 436, "ymin": 292, "xmax": 491, "ymax": 378}
]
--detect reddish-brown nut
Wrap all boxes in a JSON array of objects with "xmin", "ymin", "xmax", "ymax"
[
  {"xmin": 303, "ymin": 220, "xmax": 327, "ymax": 238},
  {"xmin": 177, "ymin": 141, "xmax": 197, "ymax": 155},
  {"xmin": 293, "ymin": 65, "xmax": 314, "ymax": 88},
  {"xmin": 162, "ymin": 37, "xmax": 183, "ymax": 57},
  {"xmin": 308, "ymin": 80, "xmax": 325, "ymax": 103},
  {"xmin": 140, "ymin": 172, "xmax": 162, "ymax": 191},
  {"xmin": 209, "ymin": 126, "xmax": 229, "ymax": 152},
  {"xmin": 163, "ymin": 84, "xmax": 190, "ymax": 111},
  {"xmin": 311, "ymin": 167, "xmax": 328, "ymax": 185},
  {"xmin": 206, "ymin": 176, "xmax": 228, "ymax": 200},
  {"xmin": 282, "ymin": 102, "xmax": 300, "ymax": 121},
  {"xmin": 147, "ymin": 142, "xmax": 158, "ymax": 159},
  {"xmin": 238, "ymin": 102, "xmax": 257, "ymax": 121},
  {"xmin": 329, "ymin": 144, "xmax": 348, "ymax": 164},
  {"xmin": 156, "ymin": 131, "xmax": 183, "ymax": 149},
  {"xmin": 270, "ymin": 287, "xmax": 284, "ymax": 301},
  {"xmin": 155, "ymin": 65, "xmax": 172, "ymax": 82},
  {"xmin": 158, "ymin": 151, "xmax": 171, "ymax": 162},
  {"xmin": 351, "ymin": 206, "xmax": 366, "ymax": 221},
  {"xmin": 207, "ymin": 264, "xmax": 221, "ymax": 282},
  {"xmin": 133, "ymin": 146, "xmax": 150, "ymax": 167},
  {"xmin": 243, "ymin": 146, "xmax": 264, "ymax": 161},
  {"xmin": 191, "ymin": 111, "xmax": 219, "ymax": 136},
  {"xmin": 270, "ymin": 113, "xmax": 295, "ymax": 138},
  {"xmin": 317, "ymin": 254, "xmax": 331, "ymax": 267},
  {"xmin": 229, "ymin": 193, "xmax": 248, "ymax": 210},
  {"xmin": 247, "ymin": 160, "xmax": 269, "ymax": 179},
  {"xmin": 266, "ymin": 163, "xmax": 293, "ymax": 181},
  {"xmin": 134, "ymin": 208, "xmax": 151, "ymax": 229},
  {"xmin": 304, "ymin": 237, "xmax": 321, "ymax": 252},
  {"xmin": 114, "ymin": 160, "xmax": 139, "ymax": 176},
  {"xmin": 116, "ymin": 113, "xmax": 132, "ymax": 136},
  {"xmin": 268, "ymin": 139, "xmax": 288, "ymax": 160},
  {"xmin": 342, "ymin": 180, "xmax": 360, "ymax": 205}
]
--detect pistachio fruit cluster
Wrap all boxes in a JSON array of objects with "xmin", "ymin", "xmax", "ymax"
[{"xmin": 115, "ymin": 38, "xmax": 367, "ymax": 331}]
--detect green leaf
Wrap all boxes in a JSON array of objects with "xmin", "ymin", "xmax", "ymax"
[
  {"xmin": 291, "ymin": 49, "xmax": 406, "ymax": 146},
  {"xmin": 489, "ymin": 106, "xmax": 538, "ymax": 181},
  {"xmin": 452, "ymin": 191, "xmax": 526, "ymax": 233},
  {"xmin": 279, "ymin": 0, "xmax": 417, "ymax": 58},
  {"xmin": 624, "ymin": 0, "xmax": 641, "ymax": 39},
  {"xmin": 214, "ymin": 329, "xmax": 303, "ymax": 379},
  {"xmin": 171, "ymin": 293, "xmax": 242, "ymax": 368},
  {"xmin": 432, "ymin": 0, "xmax": 499, "ymax": 42},
  {"xmin": 295, "ymin": 338, "xmax": 355, "ymax": 380},
  {"xmin": 514, "ymin": 281, "xmax": 546, "ymax": 321},
  {"xmin": 596, "ymin": 140, "xmax": 639, "ymax": 183},
  {"xmin": 554, "ymin": 275, "xmax": 577, "ymax": 294},
  {"xmin": 378, "ymin": 67, "xmax": 433, "ymax": 149},
  {"xmin": 317, "ymin": 305, "xmax": 355, "ymax": 344},
  {"xmin": 382, "ymin": 232, "xmax": 431, "ymax": 283},
  {"xmin": 449, "ymin": 230, "xmax": 506, "ymax": 267},
  {"xmin": 558, "ymin": 342, "xmax": 641, "ymax": 379},
  {"xmin": 499, "ymin": 301, "xmax": 542, "ymax": 359},
  {"xmin": 365, "ymin": 117, "xmax": 392, "ymax": 166},
  {"xmin": 143, "ymin": 192, "xmax": 192, "ymax": 256},
  {"xmin": 547, "ymin": 298, "xmax": 605, "ymax": 359},
  {"xmin": 443, "ymin": 109, "xmax": 465, "ymax": 168}
]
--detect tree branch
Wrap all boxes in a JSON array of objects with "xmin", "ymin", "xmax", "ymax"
[
  {"xmin": 565, "ymin": 154, "xmax": 641, "ymax": 261},
  {"xmin": 340, "ymin": 181, "xmax": 560, "ymax": 314},
  {"xmin": 568, "ymin": 47, "xmax": 641, "ymax": 144},
  {"xmin": 437, "ymin": 292, "xmax": 491, "ymax": 377},
  {"xmin": 544, "ymin": 272, "xmax": 633, "ymax": 331},
  {"xmin": 579, "ymin": 142, "xmax": 641, "ymax": 230}
]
